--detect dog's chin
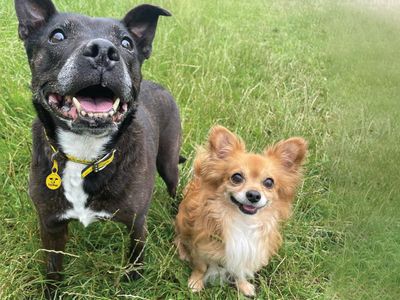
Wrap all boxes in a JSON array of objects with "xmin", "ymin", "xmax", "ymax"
[
  {"xmin": 230, "ymin": 196, "xmax": 262, "ymax": 215},
  {"xmin": 42, "ymin": 85, "xmax": 132, "ymax": 132},
  {"xmin": 62, "ymin": 121, "xmax": 118, "ymax": 136}
]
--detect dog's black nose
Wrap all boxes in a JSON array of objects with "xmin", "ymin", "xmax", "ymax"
[
  {"xmin": 246, "ymin": 190, "xmax": 261, "ymax": 203},
  {"xmin": 83, "ymin": 38, "xmax": 120, "ymax": 69}
]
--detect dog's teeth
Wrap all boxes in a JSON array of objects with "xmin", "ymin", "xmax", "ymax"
[
  {"xmin": 122, "ymin": 103, "xmax": 128, "ymax": 112},
  {"xmin": 113, "ymin": 98, "xmax": 120, "ymax": 111},
  {"xmin": 81, "ymin": 110, "xmax": 87, "ymax": 117},
  {"xmin": 108, "ymin": 109, "xmax": 115, "ymax": 117},
  {"xmin": 72, "ymin": 97, "xmax": 81, "ymax": 111},
  {"xmin": 88, "ymin": 112, "xmax": 94, "ymax": 118}
]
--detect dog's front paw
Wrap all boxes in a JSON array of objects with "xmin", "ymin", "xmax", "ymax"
[
  {"xmin": 44, "ymin": 273, "xmax": 63, "ymax": 299},
  {"xmin": 44, "ymin": 282, "xmax": 60, "ymax": 300},
  {"xmin": 237, "ymin": 280, "xmax": 256, "ymax": 297},
  {"xmin": 125, "ymin": 269, "xmax": 142, "ymax": 281},
  {"xmin": 44, "ymin": 285, "xmax": 55, "ymax": 300},
  {"xmin": 188, "ymin": 276, "xmax": 204, "ymax": 292}
]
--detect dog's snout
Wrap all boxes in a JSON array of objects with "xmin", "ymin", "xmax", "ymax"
[
  {"xmin": 246, "ymin": 190, "xmax": 261, "ymax": 203},
  {"xmin": 83, "ymin": 38, "xmax": 120, "ymax": 68}
]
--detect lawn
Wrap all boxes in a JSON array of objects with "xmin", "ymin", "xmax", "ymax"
[{"xmin": 0, "ymin": 0, "xmax": 398, "ymax": 299}]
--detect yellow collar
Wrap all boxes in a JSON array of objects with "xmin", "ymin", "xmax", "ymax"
[
  {"xmin": 45, "ymin": 131, "xmax": 116, "ymax": 180},
  {"xmin": 80, "ymin": 150, "xmax": 116, "ymax": 178}
]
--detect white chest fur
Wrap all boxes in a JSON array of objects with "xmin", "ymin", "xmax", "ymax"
[
  {"xmin": 223, "ymin": 214, "xmax": 277, "ymax": 280},
  {"xmin": 57, "ymin": 129, "xmax": 112, "ymax": 227}
]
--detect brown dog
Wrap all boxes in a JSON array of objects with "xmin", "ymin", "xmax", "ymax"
[{"xmin": 175, "ymin": 126, "xmax": 307, "ymax": 296}]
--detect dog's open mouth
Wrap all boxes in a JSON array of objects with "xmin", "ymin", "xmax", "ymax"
[
  {"xmin": 230, "ymin": 196, "xmax": 258, "ymax": 215},
  {"xmin": 46, "ymin": 85, "xmax": 128, "ymax": 123}
]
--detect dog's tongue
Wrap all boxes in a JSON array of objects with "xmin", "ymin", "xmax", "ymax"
[
  {"xmin": 242, "ymin": 205, "xmax": 257, "ymax": 213},
  {"xmin": 77, "ymin": 96, "xmax": 113, "ymax": 113}
]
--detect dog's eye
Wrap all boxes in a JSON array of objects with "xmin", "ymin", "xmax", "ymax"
[
  {"xmin": 121, "ymin": 37, "xmax": 133, "ymax": 50},
  {"xmin": 263, "ymin": 178, "xmax": 274, "ymax": 189},
  {"xmin": 231, "ymin": 173, "xmax": 244, "ymax": 184},
  {"xmin": 49, "ymin": 30, "xmax": 65, "ymax": 43}
]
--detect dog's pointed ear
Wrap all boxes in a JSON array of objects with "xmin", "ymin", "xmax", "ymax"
[
  {"xmin": 265, "ymin": 137, "xmax": 307, "ymax": 171},
  {"xmin": 15, "ymin": 0, "xmax": 57, "ymax": 40},
  {"xmin": 208, "ymin": 126, "xmax": 245, "ymax": 159},
  {"xmin": 122, "ymin": 4, "xmax": 171, "ymax": 61}
]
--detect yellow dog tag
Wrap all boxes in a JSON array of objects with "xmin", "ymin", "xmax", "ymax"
[{"xmin": 46, "ymin": 160, "xmax": 62, "ymax": 190}]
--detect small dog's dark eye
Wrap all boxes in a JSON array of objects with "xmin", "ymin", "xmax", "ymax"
[
  {"xmin": 49, "ymin": 30, "xmax": 65, "ymax": 43},
  {"xmin": 231, "ymin": 173, "xmax": 244, "ymax": 184},
  {"xmin": 121, "ymin": 37, "xmax": 133, "ymax": 50},
  {"xmin": 263, "ymin": 178, "xmax": 274, "ymax": 189}
]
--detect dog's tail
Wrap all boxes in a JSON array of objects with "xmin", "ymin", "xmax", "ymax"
[{"xmin": 179, "ymin": 155, "xmax": 187, "ymax": 164}]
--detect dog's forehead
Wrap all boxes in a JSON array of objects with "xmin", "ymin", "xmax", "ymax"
[
  {"xmin": 244, "ymin": 154, "xmax": 270, "ymax": 178},
  {"xmin": 228, "ymin": 153, "xmax": 269, "ymax": 179},
  {"xmin": 236, "ymin": 153, "xmax": 285, "ymax": 181},
  {"xmin": 49, "ymin": 13, "xmax": 126, "ymax": 34}
]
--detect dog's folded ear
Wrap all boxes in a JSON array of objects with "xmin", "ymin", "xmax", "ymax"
[
  {"xmin": 265, "ymin": 137, "xmax": 307, "ymax": 172},
  {"xmin": 123, "ymin": 4, "xmax": 171, "ymax": 61},
  {"xmin": 15, "ymin": 0, "xmax": 57, "ymax": 40},
  {"xmin": 208, "ymin": 126, "xmax": 245, "ymax": 159}
]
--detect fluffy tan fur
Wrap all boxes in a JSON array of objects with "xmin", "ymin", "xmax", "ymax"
[{"xmin": 175, "ymin": 126, "xmax": 307, "ymax": 296}]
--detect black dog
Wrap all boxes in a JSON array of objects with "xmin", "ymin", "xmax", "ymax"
[{"xmin": 15, "ymin": 0, "xmax": 182, "ymax": 296}]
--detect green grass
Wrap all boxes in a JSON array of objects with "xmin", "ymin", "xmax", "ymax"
[
  {"xmin": 324, "ymin": 3, "xmax": 400, "ymax": 299},
  {"xmin": 0, "ymin": 0, "xmax": 398, "ymax": 299}
]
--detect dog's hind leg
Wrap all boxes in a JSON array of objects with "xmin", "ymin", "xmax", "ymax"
[
  {"xmin": 39, "ymin": 218, "xmax": 69, "ymax": 299},
  {"xmin": 174, "ymin": 234, "xmax": 190, "ymax": 261},
  {"xmin": 156, "ymin": 123, "xmax": 181, "ymax": 198},
  {"xmin": 157, "ymin": 156, "xmax": 179, "ymax": 198}
]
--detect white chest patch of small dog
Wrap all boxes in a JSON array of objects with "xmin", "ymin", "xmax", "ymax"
[
  {"xmin": 224, "ymin": 214, "xmax": 276, "ymax": 280},
  {"xmin": 57, "ymin": 129, "xmax": 112, "ymax": 227}
]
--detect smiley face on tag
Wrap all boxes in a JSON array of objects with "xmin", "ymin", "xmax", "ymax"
[
  {"xmin": 46, "ymin": 172, "xmax": 61, "ymax": 190},
  {"xmin": 46, "ymin": 160, "xmax": 62, "ymax": 190}
]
